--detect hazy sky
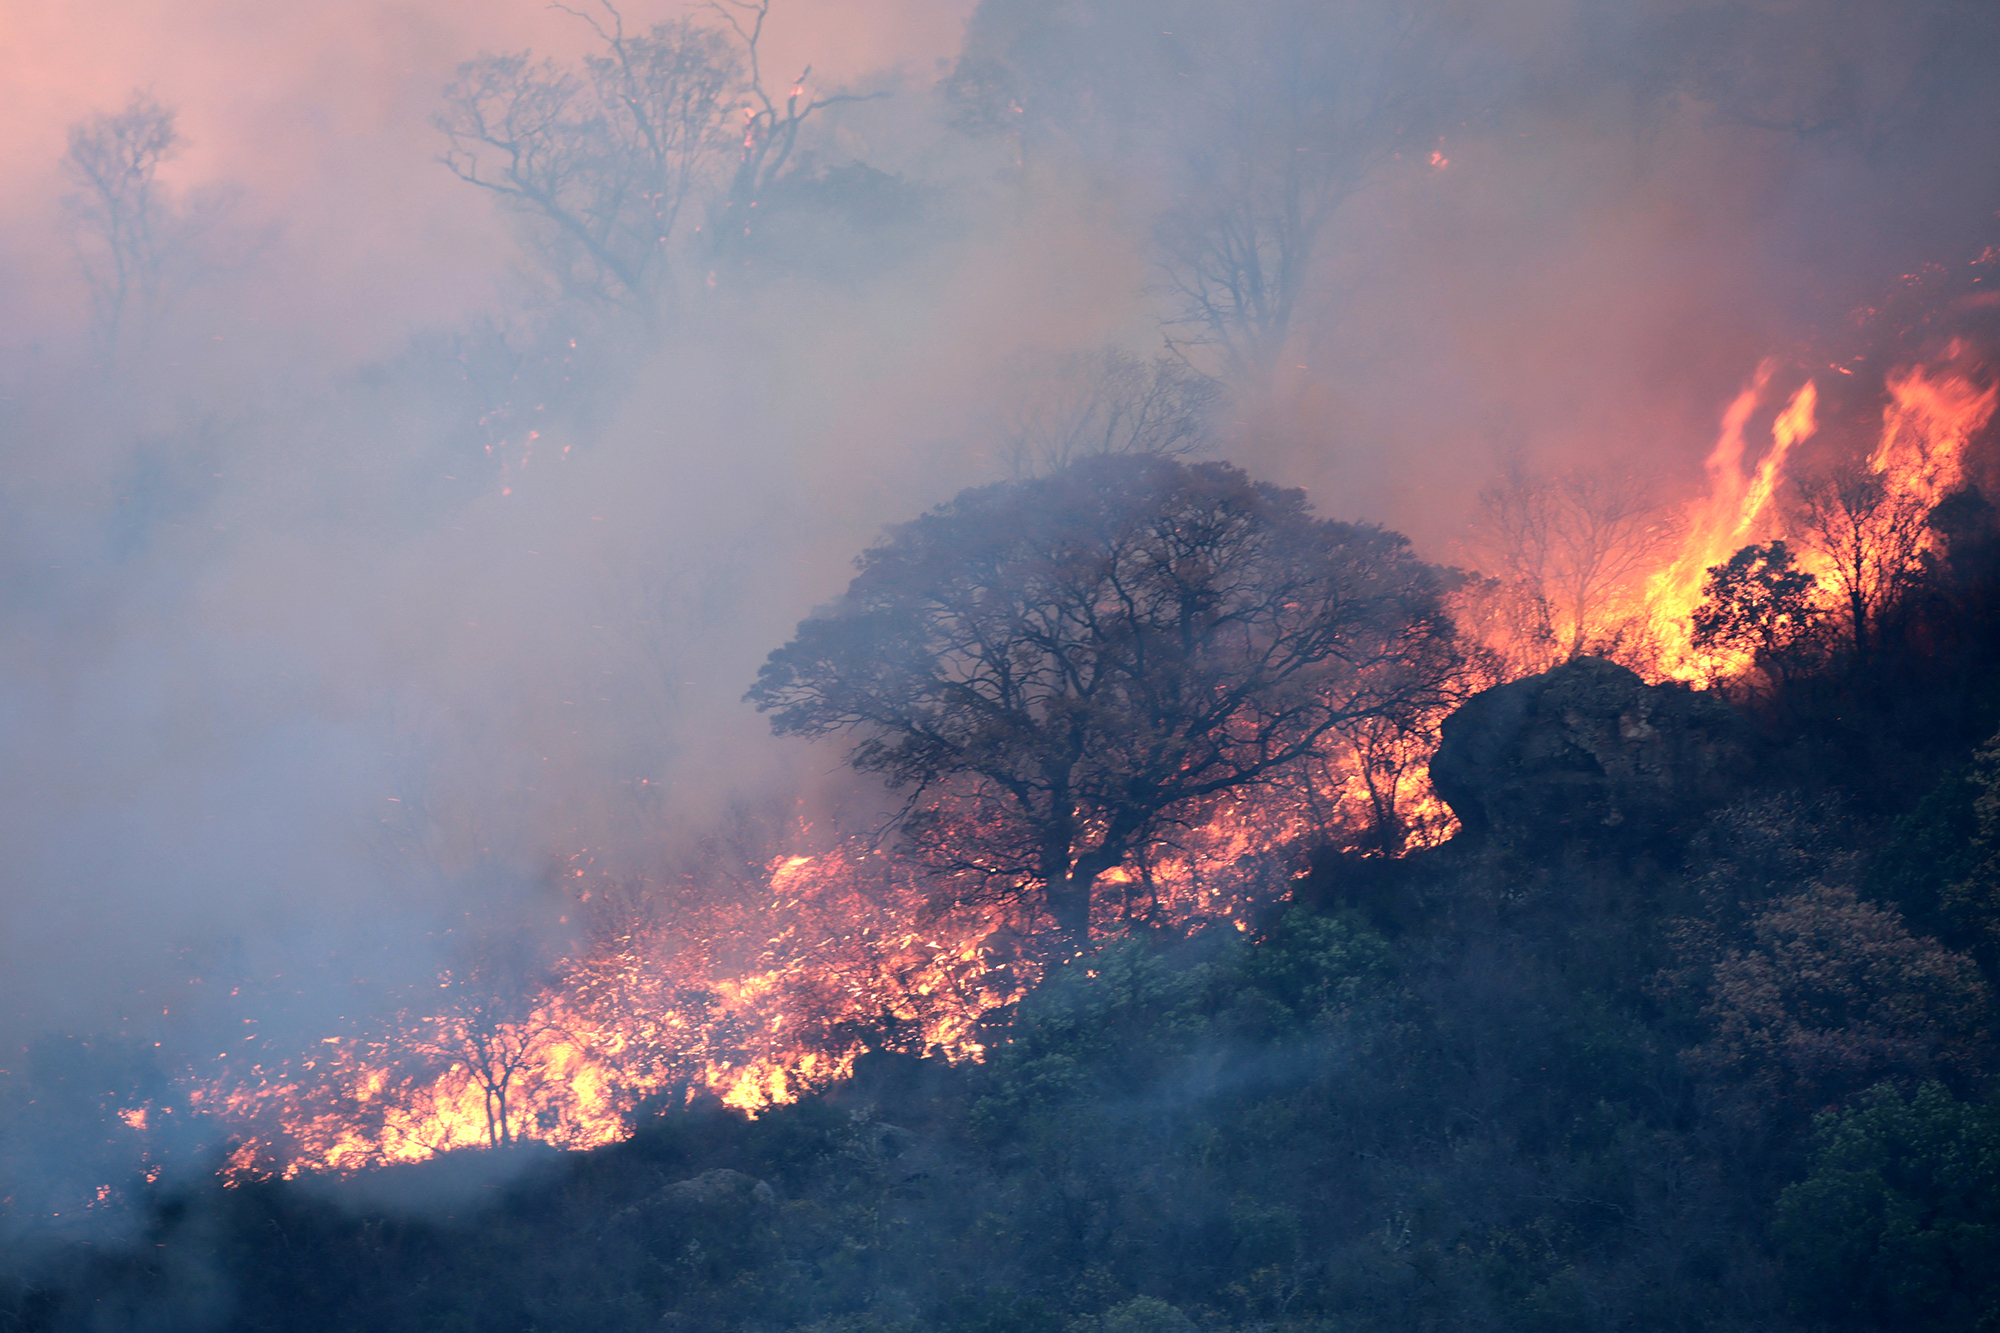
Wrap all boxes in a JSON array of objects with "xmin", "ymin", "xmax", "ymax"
[{"xmin": 0, "ymin": 0, "xmax": 977, "ymax": 352}]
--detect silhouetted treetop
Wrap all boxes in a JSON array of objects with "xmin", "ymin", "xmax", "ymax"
[
  {"xmin": 747, "ymin": 455, "xmax": 1460, "ymax": 945},
  {"xmin": 1691, "ymin": 540, "xmax": 1826, "ymax": 685}
]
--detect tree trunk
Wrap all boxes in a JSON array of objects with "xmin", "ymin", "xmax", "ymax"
[{"xmin": 1044, "ymin": 872, "xmax": 1096, "ymax": 954}]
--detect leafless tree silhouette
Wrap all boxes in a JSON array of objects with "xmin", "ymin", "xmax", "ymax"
[
  {"xmin": 433, "ymin": 938, "xmax": 565, "ymax": 1148},
  {"xmin": 995, "ymin": 348, "xmax": 1221, "ymax": 478},
  {"xmin": 1153, "ymin": 1, "xmax": 1438, "ymax": 385},
  {"xmin": 1472, "ymin": 467, "xmax": 1675, "ymax": 667},
  {"xmin": 62, "ymin": 93, "xmax": 208, "ymax": 361},
  {"xmin": 438, "ymin": 3, "xmax": 738, "ymax": 314},
  {"xmin": 701, "ymin": 0, "xmax": 890, "ymax": 273},
  {"xmin": 1792, "ymin": 464, "xmax": 1930, "ymax": 661}
]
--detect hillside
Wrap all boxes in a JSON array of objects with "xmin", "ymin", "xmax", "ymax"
[{"xmin": 9, "ymin": 644, "xmax": 2000, "ymax": 1333}]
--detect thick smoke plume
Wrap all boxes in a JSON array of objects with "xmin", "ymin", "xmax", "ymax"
[{"xmin": 1, "ymin": 0, "xmax": 1997, "ymax": 1234}]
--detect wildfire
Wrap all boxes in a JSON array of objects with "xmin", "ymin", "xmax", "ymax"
[
  {"xmin": 86, "ymin": 334, "xmax": 1997, "ymax": 1191},
  {"xmin": 1871, "ymin": 356, "xmax": 1998, "ymax": 507},
  {"xmin": 1632, "ymin": 347, "xmax": 1994, "ymax": 682},
  {"xmin": 1644, "ymin": 365, "xmax": 1819, "ymax": 677},
  {"xmin": 187, "ymin": 799, "xmax": 1340, "ymax": 1178}
]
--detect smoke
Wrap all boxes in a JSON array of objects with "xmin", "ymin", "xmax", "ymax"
[{"xmin": 1, "ymin": 0, "xmax": 1998, "ymax": 1234}]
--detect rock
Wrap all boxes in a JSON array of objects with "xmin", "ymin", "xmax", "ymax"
[
  {"xmin": 619, "ymin": 1167, "xmax": 776, "ymax": 1225},
  {"xmin": 856, "ymin": 1120, "xmax": 915, "ymax": 1161},
  {"xmin": 1430, "ymin": 657, "xmax": 1756, "ymax": 847},
  {"xmin": 1103, "ymin": 1297, "xmax": 1197, "ymax": 1333}
]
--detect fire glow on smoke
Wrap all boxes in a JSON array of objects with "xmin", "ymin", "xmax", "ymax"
[
  {"xmin": 74, "ymin": 346, "xmax": 2000, "ymax": 1187},
  {"xmin": 199, "ymin": 803, "xmax": 1314, "ymax": 1178}
]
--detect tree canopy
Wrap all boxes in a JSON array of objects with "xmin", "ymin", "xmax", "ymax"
[
  {"xmin": 747, "ymin": 455, "xmax": 1460, "ymax": 945},
  {"xmin": 1690, "ymin": 540, "xmax": 1824, "ymax": 683}
]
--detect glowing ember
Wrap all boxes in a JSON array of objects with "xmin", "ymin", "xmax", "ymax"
[
  {"xmin": 151, "ymin": 346, "xmax": 1995, "ymax": 1181},
  {"xmin": 197, "ymin": 801, "xmax": 1348, "ymax": 1176}
]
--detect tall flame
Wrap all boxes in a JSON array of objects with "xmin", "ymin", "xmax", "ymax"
[
  {"xmin": 1870, "ymin": 359, "xmax": 1998, "ymax": 507},
  {"xmin": 1642, "ymin": 354, "xmax": 1990, "ymax": 682},
  {"xmin": 1645, "ymin": 367, "xmax": 1818, "ymax": 677},
  {"xmin": 81, "ymin": 351, "xmax": 1997, "ymax": 1196}
]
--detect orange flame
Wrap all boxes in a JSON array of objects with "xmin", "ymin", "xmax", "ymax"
[
  {"xmin": 158, "ymin": 352, "xmax": 1994, "ymax": 1184},
  {"xmin": 1645, "ymin": 368, "xmax": 1818, "ymax": 677},
  {"xmin": 200, "ymin": 805, "xmax": 1342, "ymax": 1175},
  {"xmin": 1640, "ymin": 353, "xmax": 1992, "ymax": 683},
  {"xmin": 1870, "ymin": 358, "xmax": 1997, "ymax": 507}
]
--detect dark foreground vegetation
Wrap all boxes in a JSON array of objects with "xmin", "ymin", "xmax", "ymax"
[{"xmin": 9, "ymin": 499, "xmax": 2000, "ymax": 1333}]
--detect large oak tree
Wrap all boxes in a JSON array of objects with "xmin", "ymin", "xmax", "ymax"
[{"xmin": 747, "ymin": 455, "xmax": 1460, "ymax": 946}]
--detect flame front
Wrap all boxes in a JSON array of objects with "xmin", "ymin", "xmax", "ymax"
[
  {"xmin": 1871, "ymin": 359, "xmax": 1997, "ymax": 507},
  {"xmin": 195, "ymin": 803, "xmax": 1352, "ymax": 1176},
  {"xmin": 138, "ymin": 348, "xmax": 1992, "ymax": 1183},
  {"xmin": 1644, "ymin": 369, "xmax": 1819, "ymax": 677},
  {"xmin": 1631, "ymin": 352, "xmax": 1992, "ymax": 682}
]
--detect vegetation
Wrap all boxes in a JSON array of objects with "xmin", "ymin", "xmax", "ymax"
[
  {"xmin": 14, "ymin": 1, "xmax": 2000, "ymax": 1329},
  {"xmin": 747, "ymin": 456, "xmax": 1461, "ymax": 945},
  {"xmin": 1776, "ymin": 1082, "xmax": 2000, "ymax": 1328},
  {"xmin": 1689, "ymin": 541, "xmax": 1825, "ymax": 684},
  {"xmin": 13, "ymin": 536, "xmax": 2000, "ymax": 1328},
  {"xmin": 3, "ymin": 777, "xmax": 1992, "ymax": 1332},
  {"xmin": 11, "ymin": 464, "xmax": 2000, "ymax": 1333}
]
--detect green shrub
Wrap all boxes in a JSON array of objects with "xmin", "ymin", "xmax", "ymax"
[
  {"xmin": 1775, "ymin": 1081, "xmax": 2000, "ymax": 1328},
  {"xmin": 1100, "ymin": 1295, "xmax": 1194, "ymax": 1333}
]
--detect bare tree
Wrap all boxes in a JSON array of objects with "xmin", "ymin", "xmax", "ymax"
[
  {"xmin": 995, "ymin": 348, "xmax": 1221, "ymax": 478},
  {"xmin": 62, "ymin": 94, "xmax": 184, "ymax": 359},
  {"xmin": 1472, "ymin": 467, "xmax": 1676, "ymax": 667},
  {"xmin": 1335, "ymin": 711, "xmax": 1456, "ymax": 854},
  {"xmin": 942, "ymin": 0, "xmax": 1453, "ymax": 386},
  {"xmin": 438, "ymin": 4, "xmax": 738, "ymax": 314},
  {"xmin": 1791, "ymin": 464, "xmax": 1930, "ymax": 661},
  {"xmin": 433, "ymin": 939, "xmax": 564, "ymax": 1148},
  {"xmin": 1153, "ymin": 0, "xmax": 1438, "ymax": 385},
  {"xmin": 701, "ymin": 0, "xmax": 890, "ymax": 274}
]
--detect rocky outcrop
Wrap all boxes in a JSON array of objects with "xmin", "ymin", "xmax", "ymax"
[
  {"xmin": 617, "ymin": 1167, "xmax": 777, "ymax": 1228},
  {"xmin": 1430, "ymin": 657, "xmax": 1756, "ymax": 847}
]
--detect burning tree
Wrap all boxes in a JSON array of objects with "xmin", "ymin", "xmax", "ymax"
[
  {"xmin": 1791, "ymin": 463, "xmax": 1932, "ymax": 662},
  {"xmin": 430, "ymin": 949, "xmax": 567, "ymax": 1150},
  {"xmin": 747, "ymin": 455, "xmax": 1461, "ymax": 948},
  {"xmin": 700, "ymin": 0, "xmax": 891, "ymax": 275},
  {"xmin": 1471, "ymin": 466, "xmax": 1676, "ymax": 670}
]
